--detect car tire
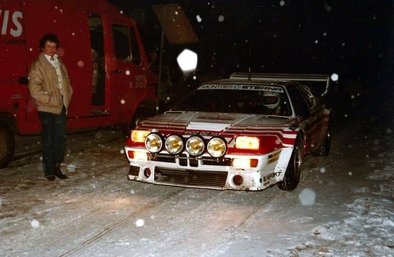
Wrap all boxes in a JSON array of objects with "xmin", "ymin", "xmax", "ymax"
[
  {"xmin": 314, "ymin": 129, "xmax": 331, "ymax": 156},
  {"xmin": 277, "ymin": 137, "xmax": 303, "ymax": 191},
  {"xmin": 0, "ymin": 124, "xmax": 15, "ymax": 169}
]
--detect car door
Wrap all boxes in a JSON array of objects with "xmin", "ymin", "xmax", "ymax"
[
  {"xmin": 297, "ymin": 84, "xmax": 326, "ymax": 153},
  {"xmin": 287, "ymin": 84, "xmax": 319, "ymax": 154}
]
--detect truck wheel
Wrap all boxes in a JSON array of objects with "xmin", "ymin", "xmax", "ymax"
[
  {"xmin": 278, "ymin": 138, "xmax": 303, "ymax": 191},
  {"xmin": 0, "ymin": 124, "xmax": 15, "ymax": 169}
]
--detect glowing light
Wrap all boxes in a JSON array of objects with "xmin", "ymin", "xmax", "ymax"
[
  {"xmin": 177, "ymin": 49, "xmax": 198, "ymax": 73},
  {"xmin": 235, "ymin": 136, "xmax": 259, "ymax": 150},
  {"xmin": 331, "ymin": 73, "xmax": 339, "ymax": 81},
  {"xmin": 131, "ymin": 130, "xmax": 150, "ymax": 143},
  {"xmin": 232, "ymin": 158, "xmax": 252, "ymax": 169},
  {"xmin": 132, "ymin": 151, "xmax": 148, "ymax": 161}
]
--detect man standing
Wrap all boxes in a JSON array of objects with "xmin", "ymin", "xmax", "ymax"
[{"xmin": 28, "ymin": 33, "xmax": 73, "ymax": 181}]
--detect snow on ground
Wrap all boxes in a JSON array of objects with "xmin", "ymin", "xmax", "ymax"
[{"xmin": 0, "ymin": 116, "xmax": 393, "ymax": 257}]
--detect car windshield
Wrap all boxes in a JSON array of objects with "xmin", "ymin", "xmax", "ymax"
[{"xmin": 172, "ymin": 83, "xmax": 292, "ymax": 116}]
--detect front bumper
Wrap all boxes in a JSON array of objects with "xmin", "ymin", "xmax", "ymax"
[{"xmin": 125, "ymin": 147, "xmax": 293, "ymax": 191}]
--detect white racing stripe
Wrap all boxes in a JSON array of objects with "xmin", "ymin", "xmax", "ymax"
[{"xmin": 187, "ymin": 122, "xmax": 229, "ymax": 131}]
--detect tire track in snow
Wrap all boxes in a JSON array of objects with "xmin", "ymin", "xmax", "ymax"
[
  {"xmin": 197, "ymin": 189, "xmax": 287, "ymax": 257},
  {"xmin": 57, "ymin": 187, "xmax": 185, "ymax": 257},
  {"xmin": 147, "ymin": 187, "xmax": 285, "ymax": 257}
]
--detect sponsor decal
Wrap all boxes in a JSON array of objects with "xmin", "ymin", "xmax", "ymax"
[
  {"xmin": 0, "ymin": 37, "xmax": 25, "ymax": 44},
  {"xmin": 267, "ymin": 150, "xmax": 281, "ymax": 164},
  {"xmin": 1, "ymin": 9, "xmax": 23, "ymax": 38},
  {"xmin": 184, "ymin": 130, "xmax": 218, "ymax": 137},
  {"xmin": 263, "ymin": 172, "xmax": 281, "ymax": 183}
]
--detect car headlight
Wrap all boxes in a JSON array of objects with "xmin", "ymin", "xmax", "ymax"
[
  {"xmin": 131, "ymin": 130, "xmax": 150, "ymax": 142},
  {"xmin": 145, "ymin": 133, "xmax": 163, "ymax": 153},
  {"xmin": 186, "ymin": 135, "xmax": 205, "ymax": 156},
  {"xmin": 207, "ymin": 137, "xmax": 227, "ymax": 158},
  {"xmin": 235, "ymin": 136, "xmax": 259, "ymax": 150},
  {"xmin": 165, "ymin": 135, "xmax": 184, "ymax": 155}
]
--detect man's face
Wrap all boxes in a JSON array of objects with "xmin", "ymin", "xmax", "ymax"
[{"xmin": 42, "ymin": 41, "xmax": 57, "ymax": 56}]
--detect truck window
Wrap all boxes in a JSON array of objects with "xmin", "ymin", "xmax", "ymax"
[
  {"xmin": 112, "ymin": 25, "xmax": 141, "ymax": 65},
  {"xmin": 129, "ymin": 27, "xmax": 141, "ymax": 65},
  {"xmin": 89, "ymin": 15, "xmax": 105, "ymax": 106}
]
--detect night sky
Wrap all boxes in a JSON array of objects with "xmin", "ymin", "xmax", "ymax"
[{"xmin": 110, "ymin": 0, "xmax": 393, "ymax": 115}]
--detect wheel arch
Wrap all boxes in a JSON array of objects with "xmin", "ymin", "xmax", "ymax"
[
  {"xmin": 0, "ymin": 112, "xmax": 17, "ymax": 134},
  {"xmin": 0, "ymin": 113, "xmax": 16, "ymax": 169},
  {"xmin": 128, "ymin": 99, "xmax": 158, "ymax": 130}
]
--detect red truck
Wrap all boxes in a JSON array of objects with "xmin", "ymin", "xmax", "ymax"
[{"xmin": 0, "ymin": 0, "xmax": 158, "ymax": 168}]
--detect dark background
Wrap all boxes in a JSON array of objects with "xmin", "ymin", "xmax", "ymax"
[{"xmin": 110, "ymin": 0, "xmax": 393, "ymax": 119}]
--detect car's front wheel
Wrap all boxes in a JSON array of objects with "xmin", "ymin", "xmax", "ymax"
[{"xmin": 278, "ymin": 138, "xmax": 303, "ymax": 191}]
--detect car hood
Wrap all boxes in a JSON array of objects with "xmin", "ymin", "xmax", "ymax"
[{"xmin": 138, "ymin": 111, "xmax": 297, "ymax": 133}]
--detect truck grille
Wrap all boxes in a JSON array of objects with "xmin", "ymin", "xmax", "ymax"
[{"xmin": 154, "ymin": 168, "xmax": 227, "ymax": 188}]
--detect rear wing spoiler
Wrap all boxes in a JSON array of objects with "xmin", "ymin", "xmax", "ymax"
[{"xmin": 230, "ymin": 72, "xmax": 331, "ymax": 96}]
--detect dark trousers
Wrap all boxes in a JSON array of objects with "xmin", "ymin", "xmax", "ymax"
[{"xmin": 38, "ymin": 107, "xmax": 67, "ymax": 177}]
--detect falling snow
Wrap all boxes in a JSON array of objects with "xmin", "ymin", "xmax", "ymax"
[{"xmin": 0, "ymin": 115, "xmax": 392, "ymax": 257}]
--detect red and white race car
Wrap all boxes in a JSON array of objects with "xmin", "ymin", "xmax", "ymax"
[{"xmin": 124, "ymin": 73, "xmax": 331, "ymax": 191}]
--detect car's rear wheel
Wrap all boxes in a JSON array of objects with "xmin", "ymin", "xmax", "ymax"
[
  {"xmin": 314, "ymin": 129, "xmax": 331, "ymax": 156},
  {"xmin": 0, "ymin": 124, "xmax": 14, "ymax": 169},
  {"xmin": 278, "ymin": 137, "xmax": 303, "ymax": 191}
]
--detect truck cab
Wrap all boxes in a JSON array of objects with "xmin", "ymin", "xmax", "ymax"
[{"xmin": 0, "ymin": 0, "xmax": 158, "ymax": 168}]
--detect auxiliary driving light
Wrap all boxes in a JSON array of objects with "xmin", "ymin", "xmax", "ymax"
[
  {"xmin": 165, "ymin": 135, "xmax": 184, "ymax": 155},
  {"xmin": 145, "ymin": 133, "xmax": 163, "ymax": 153},
  {"xmin": 207, "ymin": 137, "xmax": 227, "ymax": 158},
  {"xmin": 186, "ymin": 135, "xmax": 205, "ymax": 156}
]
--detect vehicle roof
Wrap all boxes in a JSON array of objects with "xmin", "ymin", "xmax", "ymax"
[
  {"xmin": 201, "ymin": 72, "xmax": 330, "ymax": 96},
  {"xmin": 229, "ymin": 72, "xmax": 329, "ymax": 82}
]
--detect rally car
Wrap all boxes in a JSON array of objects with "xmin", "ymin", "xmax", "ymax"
[{"xmin": 124, "ymin": 73, "xmax": 331, "ymax": 191}]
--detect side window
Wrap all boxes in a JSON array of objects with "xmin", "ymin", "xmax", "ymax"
[
  {"xmin": 113, "ymin": 25, "xmax": 130, "ymax": 60},
  {"xmin": 129, "ymin": 27, "xmax": 141, "ymax": 65},
  {"xmin": 112, "ymin": 25, "xmax": 141, "ymax": 65},
  {"xmin": 89, "ymin": 15, "xmax": 106, "ymax": 106},
  {"xmin": 298, "ymin": 85, "xmax": 316, "ymax": 108},
  {"xmin": 287, "ymin": 86, "xmax": 310, "ymax": 116}
]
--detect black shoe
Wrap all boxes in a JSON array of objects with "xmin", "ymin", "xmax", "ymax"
[
  {"xmin": 55, "ymin": 170, "xmax": 68, "ymax": 179},
  {"xmin": 46, "ymin": 175, "xmax": 56, "ymax": 181}
]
